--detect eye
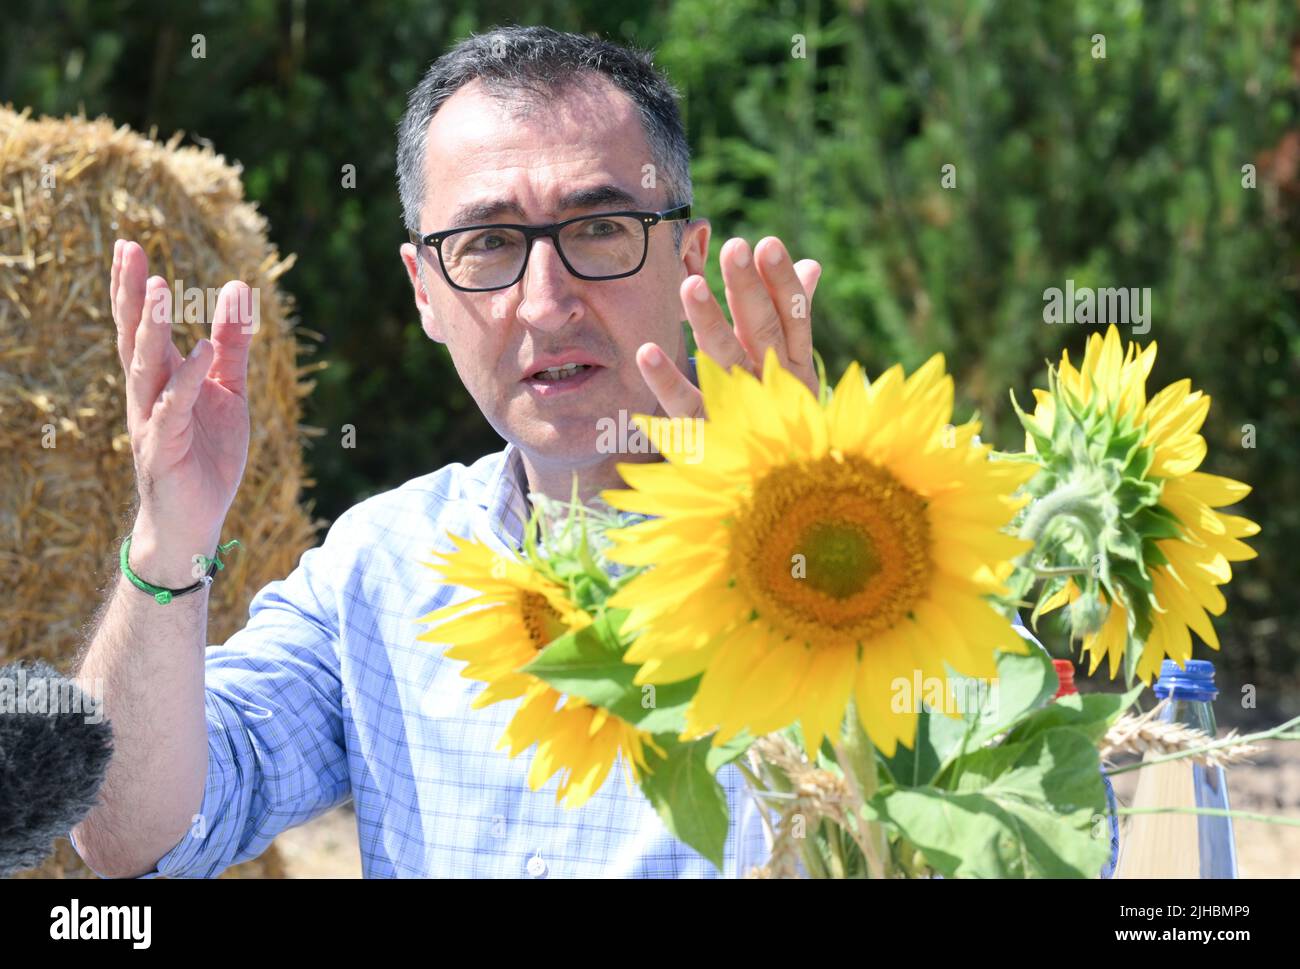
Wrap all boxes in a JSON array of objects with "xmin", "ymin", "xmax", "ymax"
[
  {"xmin": 458, "ymin": 229, "xmax": 520, "ymax": 255},
  {"xmin": 582, "ymin": 219, "xmax": 626, "ymax": 238},
  {"xmin": 467, "ymin": 231, "xmax": 507, "ymax": 251}
]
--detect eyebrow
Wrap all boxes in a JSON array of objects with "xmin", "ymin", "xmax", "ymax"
[{"xmin": 446, "ymin": 184, "xmax": 642, "ymax": 229}]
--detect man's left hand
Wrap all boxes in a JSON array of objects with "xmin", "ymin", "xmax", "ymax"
[{"xmin": 637, "ymin": 236, "xmax": 822, "ymax": 418}]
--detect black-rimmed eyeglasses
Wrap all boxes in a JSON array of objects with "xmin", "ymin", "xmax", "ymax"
[{"xmin": 408, "ymin": 204, "xmax": 692, "ymax": 293}]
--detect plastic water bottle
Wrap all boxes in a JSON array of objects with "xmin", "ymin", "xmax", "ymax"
[
  {"xmin": 1115, "ymin": 659, "xmax": 1238, "ymax": 878},
  {"xmin": 731, "ymin": 774, "xmax": 778, "ymax": 878}
]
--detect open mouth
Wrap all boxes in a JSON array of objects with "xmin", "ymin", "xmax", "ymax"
[
  {"xmin": 530, "ymin": 363, "xmax": 594, "ymax": 382},
  {"xmin": 522, "ymin": 362, "xmax": 602, "ymax": 396}
]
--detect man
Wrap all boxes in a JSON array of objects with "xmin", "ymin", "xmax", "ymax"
[{"xmin": 70, "ymin": 25, "xmax": 823, "ymax": 878}]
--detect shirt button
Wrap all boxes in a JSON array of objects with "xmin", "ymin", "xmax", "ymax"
[{"xmin": 526, "ymin": 852, "xmax": 547, "ymax": 878}]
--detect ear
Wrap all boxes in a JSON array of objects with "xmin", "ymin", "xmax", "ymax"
[
  {"xmin": 401, "ymin": 242, "xmax": 446, "ymax": 344},
  {"xmin": 680, "ymin": 216, "xmax": 711, "ymax": 279}
]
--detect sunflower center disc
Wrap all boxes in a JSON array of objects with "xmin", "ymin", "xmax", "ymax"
[
  {"xmin": 519, "ymin": 591, "xmax": 567, "ymax": 649},
  {"xmin": 730, "ymin": 453, "xmax": 932, "ymax": 646},
  {"xmin": 800, "ymin": 521, "xmax": 880, "ymax": 598}
]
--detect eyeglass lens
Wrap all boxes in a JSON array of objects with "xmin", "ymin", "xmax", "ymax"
[{"xmin": 440, "ymin": 215, "xmax": 646, "ymax": 289}]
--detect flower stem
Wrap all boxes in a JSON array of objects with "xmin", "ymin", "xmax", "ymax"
[
  {"xmin": 836, "ymin": 702, "xmax": 890, "ymax": 878},
  {"xmin": 1034, "ymin": 566, "xmax": 1092, "ymax": 578},
  {"xmin": 825, "ymin": 822, "xmax": 847, "ymax": 878},
  {"xmin": 1117, "ymin": 806, "xmax": 1300, "ymax": 828},
  {"xmin": 1016, "ymin": 478, "xmax": 1105, "ymax": 546}
]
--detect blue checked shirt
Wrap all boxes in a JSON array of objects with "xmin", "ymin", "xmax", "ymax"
[
  {"xmin": 72, "ymin": 443, "xmax": 767, "ymax": 878},
  {"xmin": 71, "ymin": 443, "xmax": 1117, "ymax": 879}
]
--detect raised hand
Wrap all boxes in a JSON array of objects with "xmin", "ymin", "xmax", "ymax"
[
  {"xmin": 637, "ymin": 235, "xmax": 822, "ymax": 418},
  {"xmin": 109, "ymin": 240, "xmax": 254, "ymax": 587}
]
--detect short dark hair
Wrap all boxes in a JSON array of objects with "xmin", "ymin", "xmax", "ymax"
[{"xmin": 396, "ymin": 25, "xmax": 692, "ymax": 250}]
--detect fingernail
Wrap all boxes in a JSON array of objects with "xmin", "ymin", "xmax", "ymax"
[
  {"xmin": 732, "ymin": 240, "xmax": 751, "ymax": 268},
  {"xmin": 644, "ymin": 345, "xmax": 665, "ymax": 368},
  {"xmin": 763, "ymin": 242, "xmax": 783, "ymax": 266},
  {"xmin": 691, "ymin": 278, "xmax": 710, "ymax": 302},
  {"xmin": 189, "ymin": 339, "xmax": 206, "ymax": 359}
]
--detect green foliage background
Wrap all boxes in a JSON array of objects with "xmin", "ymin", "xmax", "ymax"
[{"xmin": 4, "ymin": 0, "xmax": 1296, "ymax": 681}]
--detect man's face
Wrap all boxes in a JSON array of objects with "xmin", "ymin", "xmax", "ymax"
[{"xmin": 400, "ymin": 76, "xmax": 710, "ymax": 481}]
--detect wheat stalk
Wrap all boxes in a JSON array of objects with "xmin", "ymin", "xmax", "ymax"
[
  {"xmin": 1100, "ymin": 701, "xmax": 1263, "ymax": 768},
  {"xmin": 744, "ymin": 735, "xmax": 860, "ymax": 878}
]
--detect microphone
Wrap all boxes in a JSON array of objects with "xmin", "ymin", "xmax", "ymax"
[{"xmin": 0, "ymin": 661, "xmax": 114, "ymax": 878}]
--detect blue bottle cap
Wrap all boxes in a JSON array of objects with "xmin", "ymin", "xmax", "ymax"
[{"xmin": 1152, "ymin": 658, "xmax": 1218, "ymax": 702}]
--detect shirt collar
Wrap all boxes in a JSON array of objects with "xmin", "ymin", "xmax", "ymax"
[
  {"xmin": 475, "ymin": 353, "xmax": 699, "ymax": 549},
  {"xmin": 479, "ymin": 442, "xmax": 530, "ymax": 550}
]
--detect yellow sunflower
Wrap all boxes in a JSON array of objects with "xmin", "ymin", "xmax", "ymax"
[
  {"xmin": 415, "ymin": 534, "xmax": 656, "ymax": 807},
  {"xmin": 1031, "ymin": 325, "xmax": 1259, "ymax": 684},
  {"xmin": 600, "ymin": 349, "xmax": 1038, "ymax": 759}
]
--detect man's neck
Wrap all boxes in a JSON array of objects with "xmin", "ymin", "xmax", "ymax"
[{"xmin": 517, "ymin": 450, "xmax": 661, "ymax": 506}]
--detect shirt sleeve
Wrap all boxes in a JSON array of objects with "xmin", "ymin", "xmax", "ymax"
[{"xmin": 107, "ymin": 512, "xmax": 355, "ymax": 879}]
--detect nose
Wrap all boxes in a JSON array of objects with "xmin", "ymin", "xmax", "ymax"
[{"xmin": 515, "ymin": 236, "xmax": 583, "ymax": 333}]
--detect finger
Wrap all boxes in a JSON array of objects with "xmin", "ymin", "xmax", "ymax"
[
  {"xmin": 637, "ymin": 343, "xmax": 704, "ymax": 419},
  {"xmin": 720, "ymin": 237, "xmax": 790, "ymax": 376},
  {"xmin": 794, "ymin": 259, "xmax": 821, "ymax": 301},
  {"xmin": 152, "ymin": 338, "xmax": 213, "ymax": 437},
  {"xmin": 109, "ymin": 239, "xmax": 121, "ymax": 322},
  {"xmin": 131, "ymin": 276, "xmax": 180, "ymax": 426},
  {"xmin": 115, "ymin": 243, "xmax": 183, "ymax": 375},
  {"xmin": 791, "ymin": 261, "xmax": 822, "ymax": 381},
  {"xmin": 679, "ymin": 274, "xmax": 749, "ymax": 374},
  {"xmin": 208, "ymin": 281, "xmax": 255, "ymax": 398},
  {"xmin": 754, "ymin": 238, "xmax": 817, "ymax": 377},
  {"xmin": 113, "ymin": 241, "xmax": 149, "ymax": 374}
]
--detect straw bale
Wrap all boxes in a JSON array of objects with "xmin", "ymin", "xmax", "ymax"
[{"xmin": 0, "ymin": 105, "xmax": 327, "ymax": 879}]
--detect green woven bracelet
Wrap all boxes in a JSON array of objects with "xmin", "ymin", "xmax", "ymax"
[{"xmin": 120, "ymin": 534, "xmax": 243, "ymax": 605}]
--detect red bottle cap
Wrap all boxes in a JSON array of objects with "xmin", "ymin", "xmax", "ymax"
[{"xmin": 1052, "ymin": 659, "xmax": 1077, "ymax": 698}]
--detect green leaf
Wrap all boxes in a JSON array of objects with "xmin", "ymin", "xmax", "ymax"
[
  {"xmin": 1123, "ymin": 635, "xmax": 1145, "ymax": 688},
  {"xmin": 638, "ymin": 735, "xmax": 730, "ymax": 870},
  {"xmin": 1116, "ymin": 477, "xmax": 1162, "ymax": 517},
  {"xmin": 1134, "ymin": 505, "xmax": 1184, "ymax": 542},
  {"xmin": 521, "ymin": 607, "xmax": 630, "ymax": 693},
  {"xmin": 705, "ymin": 731, "xmax": 755, "ymax": 774},
  {"xmin": 521, "ymin": 609, "xmax": 701, "ymax": 733},
  {"xmin": 1067, "ymin": 582, "xmax": 1110, "ymax": 639},
  {"xmin": 1105, "ymin": 522, "xmax": 1147, "ymax": 577},
  {"xmin": 1123, "ymin": 440, "xmax": 1155, "ymax": 483},
  {"xmin": 614, "ymin": 678, "xmax": 701, "ymax": 734},
  {"xmin": 1109, "ymin": 560, "xmax": 1159, "ymax": 646},
  {"xmin": 959, "ymin": 644, "xmax": 1058, "ymax": 748},
  {"xmin": 1009, "ymin": 389, "xmax": 1052, "ymax": 455},
  {"xmin": 881, "ymin": 684, "xmax": 977, "ymax": 788},
  {"xmin": 866, "ymin": 728, "xmax": 1112, "ymax": 878},
  {"xmin": 1004, "ymin": 682, "xmax": 1144, "ymax": 747}
]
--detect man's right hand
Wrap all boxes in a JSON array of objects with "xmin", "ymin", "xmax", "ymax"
[{"xmin": 110, "ymin": 240, "xmax": 254, "ymax": 588}]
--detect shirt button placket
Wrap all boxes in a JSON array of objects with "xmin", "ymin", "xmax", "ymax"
[{"xmin": 525, "ymin": 851, "xmax": 547, "ymax": 878}]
